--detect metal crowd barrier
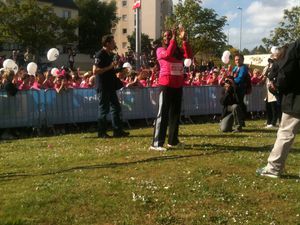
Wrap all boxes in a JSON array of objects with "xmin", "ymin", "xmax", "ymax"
[
  {"xmin": 0, "ymin": 90, "xmax": 40, "ymax": 128},
  {"xmin": 0, "ymin": 86, "xmax": 266, "ymax": 128}
]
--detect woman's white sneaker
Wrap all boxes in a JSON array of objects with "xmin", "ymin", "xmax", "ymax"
[{"xmin": 149, "ymin": 146, "xmax": 167, "ymax": 151}]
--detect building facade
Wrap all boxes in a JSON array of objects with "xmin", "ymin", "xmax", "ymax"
[
  {"xmin": 1, "ymin": 0, "xmax": 78, "ymax": 52},
  {"xmin": 102, "ymin": 0, "xmax": 173, "ymax": 54}
]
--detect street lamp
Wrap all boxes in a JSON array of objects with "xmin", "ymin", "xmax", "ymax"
[{"xmin": 237, "ymin": 7, "xmax": 242, "ymax": 51}]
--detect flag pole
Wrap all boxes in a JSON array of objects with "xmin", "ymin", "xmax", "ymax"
[{"xmin": 135, "ymin": 3, "xmax": 141, "ymax": 70}]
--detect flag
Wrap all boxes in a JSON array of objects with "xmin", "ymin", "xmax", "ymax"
[{"xmin": 133, "ymin": 0, "xmax": 141, "ymax": 9}]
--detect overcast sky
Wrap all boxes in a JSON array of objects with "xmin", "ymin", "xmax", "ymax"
[{"xmin": 172, "ymin": 0, "xmax": 300, "ymax": 50}]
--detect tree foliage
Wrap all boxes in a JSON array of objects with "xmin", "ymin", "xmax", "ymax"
[
  {"xmin": 165, "ymin": 0, "xmax": 227, "ymax": 57},
  {"xmin": 262, "ymin": 6, "xmax": 300, "ymax": 49},
  {"xmin": 127, "ymin": 32, "xmax": 153, "ymax": 55},
  {"xmin": 0, "ymin": 0, "xmax": 77, "ymax": 57},
  {"xmin": 250, "ymin": 45, "xmax": 268, "ymax": 54},
  {"xmin": 75, "ymin": 0, "xmax": 118, "ymax": 54}
]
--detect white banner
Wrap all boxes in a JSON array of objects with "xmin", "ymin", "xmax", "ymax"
[{"xmin": 244, "ymin": 54, "xmax": 271, "ymax": 67}]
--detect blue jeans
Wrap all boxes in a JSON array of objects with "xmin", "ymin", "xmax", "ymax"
[{"xmin": 98, "ymin": 90, "xmax": 122, "ymax": 134}]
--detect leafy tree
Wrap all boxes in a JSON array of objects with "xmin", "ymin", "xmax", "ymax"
[
  {"xmin": 250, "ymin": 45, "xmax": 268, "ymax": 54},
  {"xmin": 127, "ymin": 32, "xmax": 153, "ymax": 55},
  {"xmin": 0, "ymin": 0, "xmax": 78, "ymax": 60},
  {"xmin": 262, "ymin": 6, "xmax": 300, "ymax": 49},
  {"xmin": 165, "ymin": 0, "xmax": 227, "ymax": 57},
  {"xmin": 241, "ymin": 48, "xmax": 250, "ymax": 55},
  {"xmin": 75, "ymin": 0, "xmax": 118, "ymax": 54}
]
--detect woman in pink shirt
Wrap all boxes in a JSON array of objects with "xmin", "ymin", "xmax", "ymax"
[
  {"xmin": 18, "ymin": 73, "xmax": 31, "ymax": 91},
  {"xmin": 43, "ymin": 70, "xmax": 55, "ymax": 89},
  {"xmin": 80, "ymin": 72, "xmax": 91, "ymax": 88},
  {"xmin": 150, "ymin": 26, "xmax": 193, "ymax": 151}
]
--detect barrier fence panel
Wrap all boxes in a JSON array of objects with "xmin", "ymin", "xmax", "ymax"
[
  {"xmin": 0, "ymin": 90, "xmax": 40, "ymax": 128},
  {"xmin": 0, "ymin": 86, "xmax": 267, "ymax": 129},
  {"xmin": 245, "ymin": 85, "xmax": 266, "ymax": 112},
  {"xmin": 72, "ymin": 89, "xmax": 98, "ymax": 123},
  {"xmin": 120, "ymin": 87, "xmax": 159, "ymax": 120},
  {"xmin": 182, "ymin": 86, "xmax": 223, "ymax": 116},
  {"xmin": 44, "ymin": 89, "xmax": 74, "ymax": 125}
]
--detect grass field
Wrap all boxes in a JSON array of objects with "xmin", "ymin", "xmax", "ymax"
[{"xmin": 0, "ymin": 120, "xmax": 300, "ymax": 225}]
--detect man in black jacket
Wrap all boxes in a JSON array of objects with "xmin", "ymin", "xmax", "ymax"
[
  {"xmin": 93, "ymin": 35, "xmax": 129, "ymax": 138},
  {"xmin": 219, "ymin": 76, "xmax": 244, "ymax": 132},
  {"xmin": 257, "ymin": 38, "xmax": 300, "ymax": 178}
]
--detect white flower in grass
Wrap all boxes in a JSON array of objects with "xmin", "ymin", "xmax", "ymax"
[{"xmin": 132, "ymin": 192, "xmax": 137, "ymax": 201}]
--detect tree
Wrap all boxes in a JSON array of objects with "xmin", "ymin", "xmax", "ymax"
[
  {"xmin": 250, "ymin": 45, "xmax": 268, "ymax": 54},
  {"xmin": 75, "ymin": 0, "xmax": 118, "ymax": 54},
  {"xmin": 165, "ymin": 0, "xmax": 227, "ymax": 57},
  {"xmin": 262, "ymin": 6, "xmax": 300, "ymax": 49},
  {"xmin": 241, "ymin": 48, "xmax": 250, "ymax": 55},
  {"xmin": 0, "ymin": 0, "xmax": 78, "ymax": 60},
  {"xmin": 127, "ymin": 32, "xmax": 153, "ymax": 55}
]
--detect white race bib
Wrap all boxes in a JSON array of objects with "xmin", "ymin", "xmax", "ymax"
[{"xmin": 170, "ymin": 63, "xmax": 183, "ymax": 76}]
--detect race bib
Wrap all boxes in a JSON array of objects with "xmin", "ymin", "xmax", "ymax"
[{"xmin": 170, "ymin": 63, "xmax": 183, "ymax": 76}]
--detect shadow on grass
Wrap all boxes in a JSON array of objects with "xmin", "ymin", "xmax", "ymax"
[
  {"xmin": 188, "ymin": 143, "xmax": 275, "ymax": 152},
  {"xmin": 243, "ymin": 128, "xmax": 278, "ymax": 133},
  {"xmin": 1, "ymin": 145, "xmax": 299, "ymax": 182},
  {"xmin": 281, "ymin": 174, "xmax": 300, "ymax": 179},
  {"xmin": 0, "ymin": 150, "xmax": 224, "ymax": 181},
  {"xmin": 83, "ymin": 134, "xmax": 154, "ymax": 139}
]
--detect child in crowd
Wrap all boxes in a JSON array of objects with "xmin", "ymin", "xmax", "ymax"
[
  {"xmin": 43, "ymin": 70, "xmax": 55, "ymax": 89},
  {"xmin": 2, "ymin": 69, "xmax": 18, "ymax": 96},
  {"xmin": 18, "ymin": 73, "xmax": 31, "ymax": 91}
]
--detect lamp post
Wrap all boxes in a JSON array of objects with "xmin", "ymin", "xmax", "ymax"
[{"xmin": 237, "ymin": 7, "xmax": 242, "ymax": 51}]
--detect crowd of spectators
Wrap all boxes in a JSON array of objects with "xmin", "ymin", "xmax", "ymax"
[{"xmin": 0, "ymin": 51, "xmax": 267, "ymax": 96}]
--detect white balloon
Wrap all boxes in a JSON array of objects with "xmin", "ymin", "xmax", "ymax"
[
  {"xmin": 47, "ymin": 48, "xmax": 59, "ymax": 61},
  {"xmin": 184, "ymin": 58, "xmax": 192, "ymax": 67},
  {"xmin": 271, "ymin": 46, "xmax": 278, "ymax": 54},
  {"xmin": 27, "ymin": 62, "xmax": 38, "ymax": 75},
  {"xmin": 51, "ymin": 67, "xmax": 59, "ymax": 76},
  {"xmin": 222, "ymin": 50, "xmax": 231, "ymax": 58},
  {"xmin": 3, "ymin": 59, "xmax": 15, "ymax": 69},
  {"xmin": 122, "ymin": 62, "xmax": 132, "ymax": 69},
  {"xmin": 221, "ymin": 55, "xmax": 230, "ymax": 64}
]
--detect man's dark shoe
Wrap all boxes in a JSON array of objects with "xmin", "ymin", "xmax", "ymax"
[
  {"xmin": 97, "ymin": 132, "xmax": 111, "ymax": 138},
  {"xmin": 113, "ymin": 130, "xmax": 130, "ymax": 137}
]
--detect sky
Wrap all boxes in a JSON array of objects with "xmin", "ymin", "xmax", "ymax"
[{"xmin": 172, "ymin": 0, "xmax": 300, "ymax": 50}]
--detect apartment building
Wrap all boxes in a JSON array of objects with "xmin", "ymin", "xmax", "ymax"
[
  {"xmin": 38, "ymin": 0, "xmax": 78, "ymax": 22},
  {"xmin": 102, "ymin": 0, "xmax": 173, "ymax": 54},
  {"xmin": 1, "ymin": 0, "xmax": 78, "ymax": 51}
]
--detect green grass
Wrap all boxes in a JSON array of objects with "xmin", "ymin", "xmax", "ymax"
[{"xmin": 0, "ymin": 120, "xmax": 300, "ymax": 225}]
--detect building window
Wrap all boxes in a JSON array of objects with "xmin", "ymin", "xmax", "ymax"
[
  {"xmin": 122, "ymin": 1, "xmax": 127, "ymax": 7},
  {"xmin": 111, "ymin": 28, "xmax": 116, "ymax": 34},
  {"xmin": 122, "ymin": 28, "xmax": 127, "ymax": 34},
  {"xmin": 122, "ymin": 42, "xmax": 127, "ymax": 49},
  {"xmin": 63, "ymin": 10, "xmax": 71, "ymax": 19},
  {"xmin": 122, "ymin": 15, "xmax": 127, "ymax": 21}
]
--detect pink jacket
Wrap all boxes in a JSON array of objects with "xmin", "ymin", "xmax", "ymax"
[{"xmin": 156, "ymin": 39, "xmax": 193, "ymax": 88}]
